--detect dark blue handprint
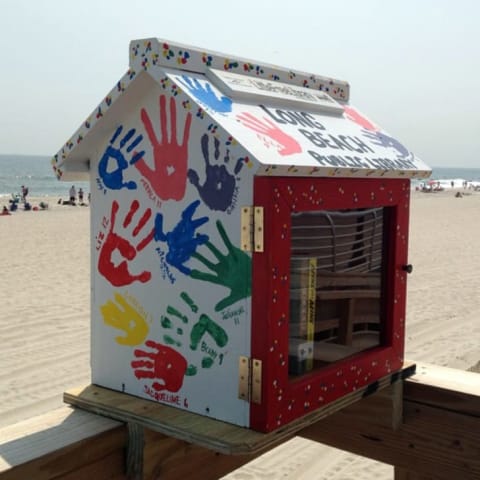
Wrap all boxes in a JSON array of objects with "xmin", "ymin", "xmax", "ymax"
[
  {"xmin": 188, "ymin": 134, "xmax": 244, "ymax": 212},
  {"xmin": 361, "ymin": 130, "xmax": 410, "ymax": 159},
  {"xmin": 98, "ymin": 126, "xmax": 144, "ymax": 190},
  {"xmin": 179, "ymin": 75, "xmax": 232, "ymax": 113},
  {"xmin": 154, "ymin": 200, "xmax": 209, "ymax": 275}
]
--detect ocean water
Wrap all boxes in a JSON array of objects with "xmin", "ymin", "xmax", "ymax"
[
  {"xmin": 0, "ymin": 154, "xmax": 479, "ymax": 199},
  {"xmin": 429, "ymin": 167, "xmax": 480, "ymax": 181},
  {"xmin": 0, "ymin": 154, "xmax": 89, "ymax": 200}
]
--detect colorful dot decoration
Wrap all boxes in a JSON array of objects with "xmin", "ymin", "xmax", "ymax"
[
  {"xmin": 53, "ymin": 38, "xmax": 432, "ymax": 187},
  {"xmin": 160, "ymin": 77, "xmax": 169, "ymax": 87},
  {"xmin": 257, "ymin": 178, "xmax": 408, "ymax": 430},
  {"xmin": 129, "ymin": 39, "xmax": 349, "ymax": 102},
  {"xmin": 51, "ymin": 67, "xmax": 139, "ymax": 178},
  {"xmin": 207, "ymin": 123, "xmax": 218, "ymax": 134},
  {"xmin": 255, "ymin": 164, "xmax": 429, "ymax": 179},
  {"xmin": 202, "ymin": 53, "xmax": 213, "ymax": 66},
  {"xmin": 224, "ymin": 59, "xmax": 239, "ymax": 71},
  {"xmin": 177, "ymin": 50, "xmax": 190, "ymax": 65}
]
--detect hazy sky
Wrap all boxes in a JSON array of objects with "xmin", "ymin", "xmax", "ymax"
[{"xmin": 0, "ymin": 0, "xmax": 478, "ymax": 167}]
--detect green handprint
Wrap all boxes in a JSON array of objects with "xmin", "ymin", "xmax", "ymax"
[
  {"xmin": 100, "ymin": 293, "xmax": 149, "ymax": 346},
  {"xmin": 190, "ymin": 314, "xmax": 228, "ymax": 350},
  {"xmin": 190, "ymin": 220, "xmax": 252, "ymax": 311},
  {"xmin": 160, "ymin": 292, "xmax": 228, "ymax": 375}
]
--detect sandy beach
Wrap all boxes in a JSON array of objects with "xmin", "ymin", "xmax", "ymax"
[
  {"xmin": 1, "ymin": 188, "xmax": 479, "ymax": 478},
  {"xmin": 0, "ymin": 198, "xmax": 91, "ymax": 428}
]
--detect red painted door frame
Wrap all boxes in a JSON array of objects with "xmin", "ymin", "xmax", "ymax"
[{"xmin": 250, "ymin": 176, "xmax": 410, "ymax": 432}]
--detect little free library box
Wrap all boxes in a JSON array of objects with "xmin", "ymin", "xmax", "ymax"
[{"xmin": 53, "ymin": 38, "xmax": 431, "ymax": 433}]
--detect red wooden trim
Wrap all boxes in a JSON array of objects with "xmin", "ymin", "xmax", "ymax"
[{"xmin": 251, "ymin": 177, "xmax": 410, "ymax": 432}]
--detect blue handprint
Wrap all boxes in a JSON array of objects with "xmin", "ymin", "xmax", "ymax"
[
  {"xmin": 188, "ymin": 134, "xmax": 244, "ymax": 212},
  {"xmin": 179, "ymin": 75, "xmax": 232, "ymax": 113},
  {"xmin": 154, "ymin": 200, "xmax": 209, "ymax": 275},
  {"xmin": 98, "ymin": 125, "xmax": 144, "ymax": 190},
  {"xmin": 361, "ymin": 130, "xmax": 410, "ymax": 159}
]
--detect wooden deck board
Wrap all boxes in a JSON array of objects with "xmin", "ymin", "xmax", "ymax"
[
  {"xmin": 1, "ymin": 362, "xmax": 478, "ymax": 480},
  {"xmin": 0, "ymin": 407, "xmax": 122, "ymax": 473},
  {"xmin": 63, "ymin": 362, "xmax": 415, "ymax": 455},
  {"xmin": 404, "ymin": 361, "xmax": 480, "ymax": 417}
]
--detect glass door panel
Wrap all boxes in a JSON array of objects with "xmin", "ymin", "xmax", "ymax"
[{"xmin": 288, "ymin": 207, "xmax": 385, "ymax": 377}]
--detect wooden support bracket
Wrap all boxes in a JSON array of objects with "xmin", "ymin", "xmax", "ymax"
[
  {"xmin": 64, "ymin": 362, "xmax": 415, "ymax": 461},
  {"xmin": 61, "ymin": 363, "xmax": 415, "ymax": 478}
]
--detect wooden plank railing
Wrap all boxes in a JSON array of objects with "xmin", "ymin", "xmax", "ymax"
[{"xmin": 0, "ymin": 408, "xmax": 127, "ymax": 480}]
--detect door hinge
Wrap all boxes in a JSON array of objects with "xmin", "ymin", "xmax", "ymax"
[
  {"xmin": 238, "ymin": 356, "xmax": 262, "ymax": 404},
  {"xmin": 240, "ymin": 206, "xmax": 264, "ymax": 252}
]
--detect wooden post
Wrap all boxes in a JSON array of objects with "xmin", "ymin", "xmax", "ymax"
[
  {"xmin": 338, "ymin": 297, "xmax": 355, "ymax": 346},
  {"xmin": 126, "ymin": 423, "xmax": 144, "ymax": 480}
]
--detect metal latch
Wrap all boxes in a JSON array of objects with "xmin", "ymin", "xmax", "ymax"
[
  {"xmin": 238, "ymin": 356, "xmax": 262, "ymax": 404},
  {"xmin": 240, "ymin": 206, "xmax": 264, "ymax": 252}
]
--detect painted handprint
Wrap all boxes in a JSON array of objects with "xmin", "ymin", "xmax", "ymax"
[
  {"xmin": 190, "ymin": 220, "xmax": 251, "ymax": 311},
  {"xmin": 98, "ymin": 199, "xmax": 155, "ymax": 286},
  {"xmin": 361, "ymin": 130, "xmax": 411, "ymax": 159},
  {"xmin": 100, "ymin": 293, "xmax": 149, "ymax": 346},
  {"xmin": 161, "ymin": 292, "xmax": 228, "ymax": 375},
  {"xmin": 134, "ymin": 95, "xmax": 192, "ymax": 201},
  {"xmin": 178, "ymin": 75, "xmax": 232, "ymax": 113},
  {"xmin": 188, "ymin": 134, "xmax": 244, "ymax": 212},
  {"xmin": 343, "ymin": 105, "xmax": 411, "ymax": 160},
  {"xmin": 154, "ymin": 200, "xmax": 209, "ymax": 275},
  {"xmin": 343, "ymin": 105, "xmax": 377, "ymax": 131},
  {"xmin": 98, "ymin": 125, "xmax": 144, "ymax": 190},
  {"xmin": 237, "ymin": 112, "xmax": 302, "ymax": 156},
  {"xmin": 132, "ymin": 340, "xmax": 188, "ymax": 392}
]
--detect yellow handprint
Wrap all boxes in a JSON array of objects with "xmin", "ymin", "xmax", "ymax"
[{"xmin": 100, "ymin": 293, "xmax": 149, "ymax": 346}]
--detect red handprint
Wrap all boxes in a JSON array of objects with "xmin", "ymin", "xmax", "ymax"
[
  {"xmin": 132, "ymin": 340, "xmax": 188, "ymax": 392},
  {"xmin": 98, "ymin": 199, "xmax": 155, "ymax": 286},
  {"xmin": 134, "ymin": 95, "xmax": 192, "ymax": 201},
  {"xmin": 236, "ymin": 112, "xmax": 302, "ymax": 156},
  {"xmin": 343, "ymin": 105, "xmax": 378, "ymax": 131}
]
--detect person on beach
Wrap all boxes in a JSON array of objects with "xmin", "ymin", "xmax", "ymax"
[
  {"xmin": 1, "ymin": 206, "xmax": 11, "ymax": 215},
  {"xmin": 69, "ymin": 185, "xmax": 77, "ymax": 205},
  {"xmin": 9, "ymin": 197, "xmax": 18, "ymax": 211},
  {"xmin": 78, "ymin": 187, "xmax": 84, "ymax": 205},
  {"xmin": 21, "ymin": 185, "xmax": 29, "ymax": 203}
]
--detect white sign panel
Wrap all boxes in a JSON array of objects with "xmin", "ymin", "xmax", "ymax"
[
  {"xmin": 171, "ymin": 71, "xmax": 431, "ymax": 177},
  {"xmin": 206, "ymin": 68, "xmax": 345, "ymax": 116}
]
